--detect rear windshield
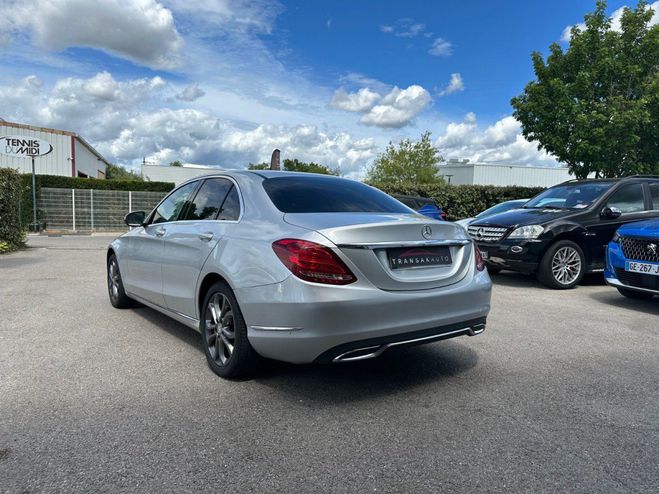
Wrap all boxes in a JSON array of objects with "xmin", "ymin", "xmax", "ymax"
[{"xmin": 263, "ymin": 176, "xmax": 412, "ymax": 214}]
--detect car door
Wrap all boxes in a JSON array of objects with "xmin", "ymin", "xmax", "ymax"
[
  {"xmin": 585, "ymin": 182, "xmax": 651, "ymax": 266},
  {"xmin": 121, "ymin": 180, "xmax": 200, "ymax": 307},
  {"xmin": 161, "ymin": 178, "xmax": 242, "ymax": 318}
]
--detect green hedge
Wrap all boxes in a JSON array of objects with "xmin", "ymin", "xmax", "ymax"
[
  {"xmin": 372, "ymin": 182, "xmax": 545, "ymax": 220},
  {"xmin": 18, "ymin": 174, "xmax": 175, "ymax": 227},
  {"xmin": 20, "ymin": 174, "xmax": 174, "ymax": 192},
  {"xmin": 0, "ymin": 168, "xmax": 26, "ymax": 252}
]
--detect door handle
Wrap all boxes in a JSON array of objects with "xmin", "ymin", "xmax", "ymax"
[
  {"xmin": 154, "ymin": 227, "xmax": 166, "ymax": 237},
  {"xmin": 198, "ymin": 232, "xmax": 214, "ymax": 242}
]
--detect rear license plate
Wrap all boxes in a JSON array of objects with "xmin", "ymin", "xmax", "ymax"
[
  {"xmin": 387, "ymin": 246, "xmax": 452, "ymax": 270},
  {"xmin": 625, "ymin": 261, "xmax": 659, "ymax": 276}
]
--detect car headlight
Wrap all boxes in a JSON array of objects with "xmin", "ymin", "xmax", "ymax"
[{"xmin": 508, "ymin": 225, "xmax": 544, "ymax": 239}]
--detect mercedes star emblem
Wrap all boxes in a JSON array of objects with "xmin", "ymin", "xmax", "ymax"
[{"xmin": 422, "ymin": 225, "xmax": 432, "ymax": 239}]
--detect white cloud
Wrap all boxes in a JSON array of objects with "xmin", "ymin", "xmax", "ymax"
[
  {"xmin": 379, "ymin": 19, "xmax": 426, "ymax": 38},
  {"xmin": 561, "ymin": 1, "xmax": 658, "ymax": 41},
  {"xmin": 176, "ymin": 83, "xmax": 206, "ymax": 102},
  {"xmin": 165, "ymin": 0, "xmax": 282, "ymax": 34},
  {"xmin": 360, "ymin": 85, "xmax": 431, "ymax": 128},
  {"xmin": 0, "ymin": 73, "xmax": 379, "ymax": 175},
  {"xmin": 429, "ymin": 37, "xmax": 453, "ymax": 57},
  {"xmin": 329, "ymin": 88, "xmax": 381, "ymax": 112},
  {"xmin": 438, "ymin": 73, "xmax": 464, "ymax": 96},
  {"xmin": 1, "ymin": 0, "xmax": 184, "ymax": 69},
  {"xmin": 436, "ymin": 113, "xmax": 558, "ymax": 166},
  {"xmin": 338, "ymin": 73, "xmax": 391, "ymax": 94}
]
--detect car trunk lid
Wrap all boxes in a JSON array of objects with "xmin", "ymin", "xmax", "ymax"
[{"xmin": 283, "ymin": 213, "xmax": 473, "ymax": 291}]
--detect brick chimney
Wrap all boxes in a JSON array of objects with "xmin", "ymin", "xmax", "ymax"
[{"xmin": 270, "ymin": 149, "xmax": 280, "ymax": 170}]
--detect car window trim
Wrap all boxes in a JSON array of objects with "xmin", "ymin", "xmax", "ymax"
[
  {"xmin": 177, "ymin": 179, "xmax": 205, "ymax": 222},
  {"xmin": 156, "ymin": 174, "xmax": 244, "ymax": 224},
  {"xmin": 214, "ymin": 184, "xmax": 239, "ymax": 222},
  {"xmin": 180, "ymin": 177, "xmax": 234, "ymax": 222},
  {"xmin": 604, "ymin": 182, "xmax": 647, "ymax": 215},
  {"xmin": 648, "ymin": 181, "xmax": 659, "ymax": 210},
  {"xmin": 145, "ymin": 179, "xmax": 202, "ymax": 226}
]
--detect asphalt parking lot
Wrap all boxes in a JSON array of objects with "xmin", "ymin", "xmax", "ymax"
[{"xmin": 1, "ymin": 235, "xmax": 657, "ymax": 493}]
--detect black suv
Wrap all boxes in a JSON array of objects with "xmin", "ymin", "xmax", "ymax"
[{"xmin": 467, "ymin": 176, "xmax": 659, "ymax": 289}]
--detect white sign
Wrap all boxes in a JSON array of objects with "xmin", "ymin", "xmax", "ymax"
[{"xmin": 1, "ymin": 135, "xmax": 53, "ymax": 158}]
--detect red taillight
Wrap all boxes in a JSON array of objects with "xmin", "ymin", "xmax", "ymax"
[
  {"xmin": 473, "ymin": 241, "xmax": 485, "ymax": 271},
  {"xmin": 272, "ymin": 239, "xmax": 357, "ymax": 285}
]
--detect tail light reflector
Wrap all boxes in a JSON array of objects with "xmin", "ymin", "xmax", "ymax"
[
  {"xmin": 473, "ymin": 241, "xmax": 485, "ymax": 271},
  {"xmin": 272, "ymin": 239, "xmax": 357, "ymax": 285}
]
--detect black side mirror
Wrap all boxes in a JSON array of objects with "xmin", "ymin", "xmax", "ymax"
[
  {"xmin": 601, "ymin": 206, "xmax": 622, "ymax": 219},
  {"xmin": 124, "ymin": 211, "xmax": 146, "ymax": 227}
]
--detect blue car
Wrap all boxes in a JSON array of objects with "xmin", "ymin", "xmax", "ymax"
[
  {"xmin": 392, "ymin": 194, "xmax": 447, "ymax": 220},
  {"xmin": 605, "ymin": 219, "xmax": 659, "ymax": 299}
]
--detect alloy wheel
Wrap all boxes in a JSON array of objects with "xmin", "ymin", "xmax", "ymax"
[
  {"xmin": 551, "ymin": 246, "xmax": 582, "ymax": 285},
  {"xmin": 205, "ymin": 293, "xmax": 236, "ymax": 366},
  {"xmin": 108, "ymin": 258, "xmax": 120, "ymax": 300}
]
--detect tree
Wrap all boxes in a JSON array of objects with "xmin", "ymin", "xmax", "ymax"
[
  {"xmin": 282, "ymin": 158, "xmax": 339, "ymax": 175},
  {"xmin": 248, "ymin": 159, "xmax": 339, "ymax": 174},
  {"xmin": 366, "ymin": 131, "xmax": 443, "ymax": 184},
  {"xmin": 511, "ymin": 1, "xmax": 659, "ymax": 178},
  {"xmin": 169, "ymin": 160, "xmax": 183, "ymax": 167},
  {"xmin": 106, "ymin": 163, "xmax": 143, "ymax": 181}
]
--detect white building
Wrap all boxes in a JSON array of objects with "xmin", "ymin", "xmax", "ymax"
[
  {"xmin": 142, "ymin": 163, "xmax": 223, "ymax": 185},
  {"xmin": 0, "ymin": 120, "xmax": 109, "ymax": 178},
  {"xmin": 439, "ymin": 160, "xmax": 580, "ymax": 187}
]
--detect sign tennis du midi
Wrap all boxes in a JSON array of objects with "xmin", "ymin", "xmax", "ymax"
[{"xmin": 1, "ymin": 135, "xmax": 53, "ymax": 158}]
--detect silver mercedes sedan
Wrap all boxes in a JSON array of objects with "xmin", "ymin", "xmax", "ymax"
[{"xmin": 107, "ymin": 171, "xmax": 492, "ymax": 378}]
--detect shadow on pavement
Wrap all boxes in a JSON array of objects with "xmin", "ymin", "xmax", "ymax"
[
  {"xmin": 253, "ymin": 341, "xmax": 479, "ymax": 403},
  {"xmin": 488, "ymin": 271, "xmax": 538, "ymax": 288},
  {"xmin": 131, "ymin": 305, "xmax": 203, "ymax": 351},
  {"xmin": 126, "ymin": 300, "xmax": 481, "ymax": 400},
  {"xmin": 490, "ymin": 271, "xmax": 605, "ymax": 288},
  {"xmin": 588, "ymin": 290, "xmax": 659, "ymax": 316}
]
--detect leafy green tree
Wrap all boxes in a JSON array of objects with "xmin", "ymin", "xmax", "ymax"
[
  {"xmin": 282, "ymin": 158, "xmax": 339, "ymax": 175},
  {"xmin": 106, "ymin": 163, "xmax": 143, "ymax": 181},
  {"xmin": 248, "ymin": 159, "xmax": 339, "ymax": 174},
  {"xmin": 169, "ymin": 160, "xmax": 183, "ymax": 167},
  {"xmin": 511, "ymin": 0, "xmax": 659, "ymax": 178},
  {"xmin": 366, "ymin": 131, "xmax": 443, "ymax": 184}
]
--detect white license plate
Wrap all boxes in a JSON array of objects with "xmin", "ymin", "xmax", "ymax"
[
  {"xmin": 625, "ymin": 261, "xmax": 659, "ymax": 275},
  {"xmin": 480, "ymin": 250, "xmax": 489, "ymax": 260}
]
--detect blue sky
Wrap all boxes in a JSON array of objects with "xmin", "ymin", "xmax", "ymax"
[{"xmin": 0, "ymin": 0, "xmax": 655, "ymax": 176}]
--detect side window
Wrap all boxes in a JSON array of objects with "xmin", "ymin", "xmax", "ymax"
[
  {"xmin": 606, "ymin": 183, "xmax": 645, "ymax": 214},
  {"xmin": 650, "ymin": 183, "xmax": 659, "ymax": 210},
  {"xmin": 151, "ymin": 181, "xmax": 199, "ymax": 224},
  {"xmin": 182, "ymin": 179, "xmax": 232, "ymax": 221},
  {"xmin": 218, "ymin": 185, "xmax": 241, "ymax": 221}
]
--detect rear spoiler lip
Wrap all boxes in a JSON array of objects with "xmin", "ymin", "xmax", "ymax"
[{"xmin": 337, "ymin": 239, "xmax": 471, "ymax": 250}]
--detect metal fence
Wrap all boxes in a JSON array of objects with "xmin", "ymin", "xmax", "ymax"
[{"xmin": 38, "ymin": 187, "xmax": 167, "ymax": 231}]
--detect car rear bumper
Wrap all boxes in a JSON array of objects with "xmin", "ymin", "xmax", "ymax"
[{"xmin": 235, "ymin": 269, "xmax": 492, "ymax": 364}]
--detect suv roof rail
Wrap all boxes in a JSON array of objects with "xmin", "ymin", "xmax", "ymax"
[{"xmin": 621, "ymin": 174, "xmax": 659, "ymax": 179}]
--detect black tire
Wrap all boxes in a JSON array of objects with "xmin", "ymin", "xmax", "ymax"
[
  {"xmin": 617, "ymin": 287, "xmax": 654, "ymax": 300},
  {"xmin": 107, "ymin": 253, "xmax": 134, "ymax": 308},
  {"xmin": 537, "ymin": 240, "xmax": 585, "ymax": 289},
  {"xmin": 201, "ymin": 281, "xmax": 259, "ymax": 378},
  {"xmin": 487, "ymin": 266, "xmax": 502, "ymax": 275}
]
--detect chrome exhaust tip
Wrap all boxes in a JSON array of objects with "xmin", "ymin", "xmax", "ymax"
[
  {"xmin": 332, "ymin": 345, "xmax": 387, "ymax": 363},
  {"xmin": 468, "ymin": 323, "xmax": 486, "ymax": 336}
]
